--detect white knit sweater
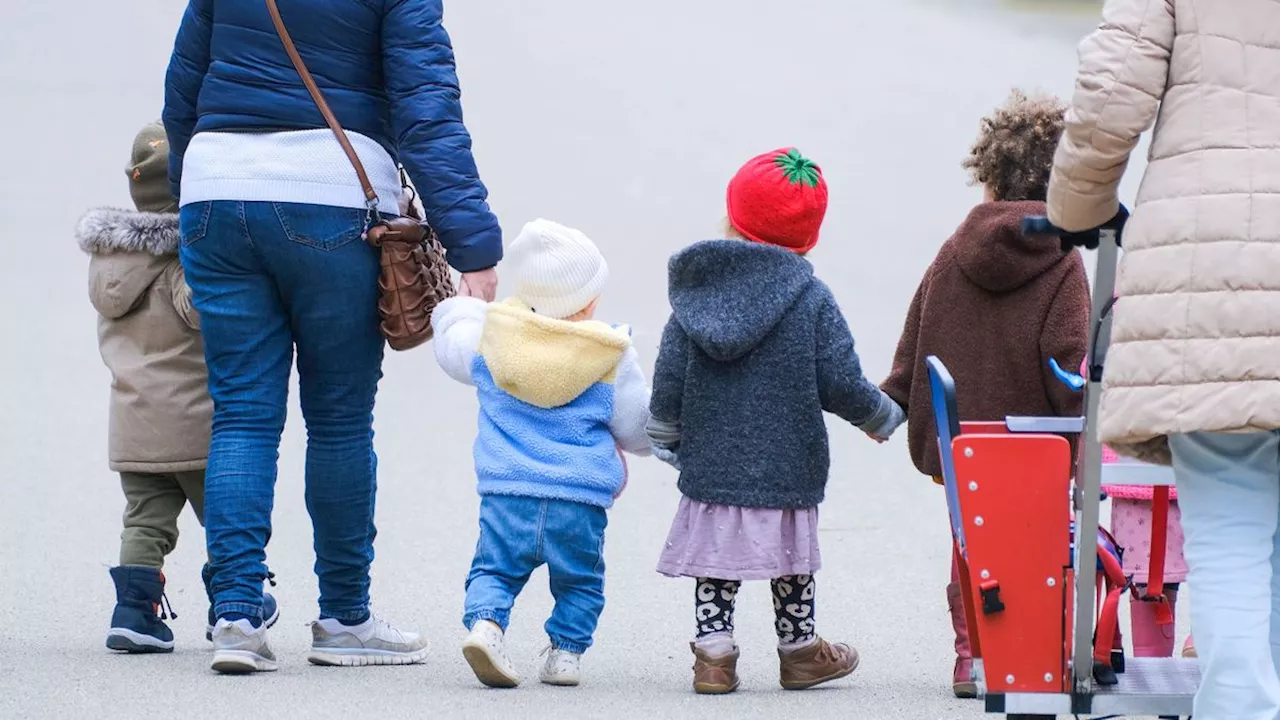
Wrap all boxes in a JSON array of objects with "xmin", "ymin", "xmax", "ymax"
[{"xmin": 179, "ymin": 129, "xmax": 401, "ymax": 216}]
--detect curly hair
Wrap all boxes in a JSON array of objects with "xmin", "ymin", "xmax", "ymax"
[{"xmin": 963, "ymin": 90, "xmax": 1067, "ymax": 202}]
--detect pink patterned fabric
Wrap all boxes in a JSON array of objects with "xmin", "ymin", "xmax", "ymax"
[
  {"xmin": 1106, "ymin": 483, "xmax": 1177, "ymax": 501},
  {"xmin": 1109, "ymin": 498, "xmax": 1188, "ymax": 584}
]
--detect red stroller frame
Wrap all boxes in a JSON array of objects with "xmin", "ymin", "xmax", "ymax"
[{"xmin": 926, "ymin": 220, "xmax": 1197, "ymax": 719}]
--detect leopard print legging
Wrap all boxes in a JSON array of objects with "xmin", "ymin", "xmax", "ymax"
[{"xmin": 695, "ymin": 575, "xmax": 816, "ymax": 644}]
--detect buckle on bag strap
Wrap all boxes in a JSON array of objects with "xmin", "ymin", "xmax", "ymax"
[{"xmin": 362, "ymin": 197, "xmax": 383, "ymax": 239}]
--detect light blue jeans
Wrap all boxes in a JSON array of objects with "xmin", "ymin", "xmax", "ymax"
[
  {"xmin": 180, "ymin": 200, "xmax": 384, "ymax": 622},
  {"xmin": 463, "ymin": 495, "xmax": 608, "ymax": 654},
  {"xmin": 1170, "ymin": 431, "xmax": 1280, "ymax": 720}
]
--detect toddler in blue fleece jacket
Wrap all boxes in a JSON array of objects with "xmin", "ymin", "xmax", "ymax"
[{"xmin": 432, "ymin": 219, "xmax": 651, "ymax": 689}]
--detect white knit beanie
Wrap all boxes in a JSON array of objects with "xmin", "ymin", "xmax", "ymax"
[{"xmin": 507, "ymin": 218, "xmax": 609, "ymax": 319}]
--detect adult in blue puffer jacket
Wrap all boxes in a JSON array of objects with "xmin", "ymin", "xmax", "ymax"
[{"xmin": 162, "ymin": 0, "xmax": 502, "ymax": 674}]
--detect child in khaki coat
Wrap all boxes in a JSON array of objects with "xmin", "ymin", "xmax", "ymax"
[{"xmin": 78, "ymin": 121, "xmax": 276, "ymax": 653}]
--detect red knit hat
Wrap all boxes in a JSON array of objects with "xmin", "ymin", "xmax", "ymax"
[{"xmin": 726, "ymin": 147, "xmax": 828, "ymax": 254}]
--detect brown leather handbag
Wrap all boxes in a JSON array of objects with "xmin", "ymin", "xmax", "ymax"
[{"xmin": 267, "ymin": 0, "xmax": 454, "ymax": 351}]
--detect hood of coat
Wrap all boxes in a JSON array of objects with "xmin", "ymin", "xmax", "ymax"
[
  {"xmin": 479, "ymin": 298, "xmax": 631, "ymax": 409},
  {"xmin": 945, "ymin": 201, "xmax": 1069, "ymax": 293},
  {"xmin": 77, "ymin": 208, "xmax": 180, "ymax": 320},
  {"xmin": 77, "ymin": 207, "xmax": 180, "ymax": 256},
  {"xmin": 667, "ymin": 239, "xmax": 814, "ymax": 362}
]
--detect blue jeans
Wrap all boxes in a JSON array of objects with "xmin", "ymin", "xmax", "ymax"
[
  {"xmin": 1169, "ymin": 431, "xmax": 1280, "ymax": 720},
  {"xmin": 464, "ymin": 495, "xmax": 608, "ymax": 654},
  {"xmin": 179, "ymin": 200, "xmax": 384, "ymax": 622}
]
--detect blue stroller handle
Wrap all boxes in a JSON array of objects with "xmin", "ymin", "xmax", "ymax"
[
  {"xmin": 1022, "ymin": 217, "xmax": 1060, "ymax": 236},
  {"xmin": 1049, "ymin": 358, "xmax": 1086, "ymax": 391},
  {"xmin": 1023, "ymin": 206, "xmax": 1128, "ymax": 251}
]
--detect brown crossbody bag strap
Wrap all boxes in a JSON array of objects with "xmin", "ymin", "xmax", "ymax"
[
  {"xmin": 265, "ymin": 0, "xmax": 379, "ymax": 211},
  {"xmin": 264, "ymin": 0, "xmax": 455, "ymax": 352}
]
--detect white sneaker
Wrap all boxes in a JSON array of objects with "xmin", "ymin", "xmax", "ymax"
[
  {"xmin": 307, "ymin": 614, "xmax": 429, "ymax": 667},
  {"xmin": 539, "ymin": 646, "xmax": 582, "ymax": 686},
  {"xmin": 211, "ymin": 619, "xmax": 278, "ymax": 674},
  {"xmin": 461, "ymin": 620, "xmax": 520, "ymax": 688}
]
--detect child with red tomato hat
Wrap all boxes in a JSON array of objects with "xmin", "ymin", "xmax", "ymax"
[{"xmin": 646, "ymin": 148, "xmax": 904, "ymax": 694}]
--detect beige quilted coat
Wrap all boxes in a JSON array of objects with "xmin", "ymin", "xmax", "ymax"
[{"xmin": 1047, "ymin": 0, "xmax": 1280, "ymax": 465}]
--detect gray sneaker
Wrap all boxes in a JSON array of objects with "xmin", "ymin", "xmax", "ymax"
[
  {"xmin": 307, "ymin": 614, "xmax": 429, "ymax": 667},
  {"xmin": 211, "ymin": 619, "xmax": 279, "ymax": 674}
]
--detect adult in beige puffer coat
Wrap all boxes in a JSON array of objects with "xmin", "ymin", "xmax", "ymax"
[{"xmin": 1047, "ymin": 2, "xmax": 1280, "ymax": 718}]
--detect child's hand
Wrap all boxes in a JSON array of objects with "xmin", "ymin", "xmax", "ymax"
[
  {"xmin": 653, "ymin": 444, "xmax": 682, "ymax": 470},
  {"xmin": 855, "ymin": 393, "xmax": 906, "ymax": 443}
]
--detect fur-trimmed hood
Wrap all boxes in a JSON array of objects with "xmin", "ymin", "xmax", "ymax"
[
  {"xmin": 82, "ymin": 206, "xmax": 211, "ymax": 473},
  {"xmin": 78, "ymin": 208, "xmax": 182, "ymax": 320},
  {"xmin": 76, "ymin": 207, "xmax": 180, "ymax": 256}
]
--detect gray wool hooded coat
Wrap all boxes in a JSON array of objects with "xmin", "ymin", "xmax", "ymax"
[{"xmin": 649, "ymin": 240, "xmax": 903, "ymax": 509}]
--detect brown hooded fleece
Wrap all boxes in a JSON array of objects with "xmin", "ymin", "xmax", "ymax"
[{"xmin": 882, "ymin": 201, "xmax": 1089, "ymax": 479}]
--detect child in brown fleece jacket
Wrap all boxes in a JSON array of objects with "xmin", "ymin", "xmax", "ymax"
[{"xmin": 880, "ymin": 91, "xmax": 1090, "ymax": 699}]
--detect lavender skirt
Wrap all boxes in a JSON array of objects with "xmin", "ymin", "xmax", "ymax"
[{"xmin": 656, "ymin": 497, "xmax": 822, "ymax": 581}]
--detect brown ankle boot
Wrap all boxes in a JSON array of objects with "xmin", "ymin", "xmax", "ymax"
[
  {"xmin": 690, "ymin": 642, "xmax": 740, "ymax": 694},
  {"xmin": 777, "ymin": 636, "xmax": 859, "ymax": 690}
]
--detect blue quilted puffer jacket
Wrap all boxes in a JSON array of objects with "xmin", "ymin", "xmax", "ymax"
[{"xmin": 162, "ymin": 0, "xmax": 502, "ymax": 272}]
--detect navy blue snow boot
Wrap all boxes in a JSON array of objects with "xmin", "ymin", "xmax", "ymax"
[
  {"xmin": 203, "ymin": 564, "xmax": 281, "ymax": 641},
  {"xmin": 106, "ymin": 566, "xmax": 175, "ymax": 653}
]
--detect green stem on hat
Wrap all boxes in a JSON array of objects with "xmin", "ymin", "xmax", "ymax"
[{"xmin": 774, "ymin": 148, "xmax": 820, "ymax": 187}]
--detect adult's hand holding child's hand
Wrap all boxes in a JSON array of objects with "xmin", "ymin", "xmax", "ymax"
[{"xmin": 459, "ymin": 268, "xmax": 498, "ymax": 302}]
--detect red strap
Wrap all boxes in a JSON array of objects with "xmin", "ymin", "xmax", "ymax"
[
  {"xmin": 1099, "ymin": 541, "xmax": 1127, "ymax": 589},
  {"xmin": 1094, "ymin": 541, "xmax": 1128, "ymax": 666},
  {"xmin": 1095, "ymin": 587, "xmax": 1125, "ymax": 665},
  {"xmin": 1144, "ymin": 486, "xmax": 1173, "ymax": 624}
]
